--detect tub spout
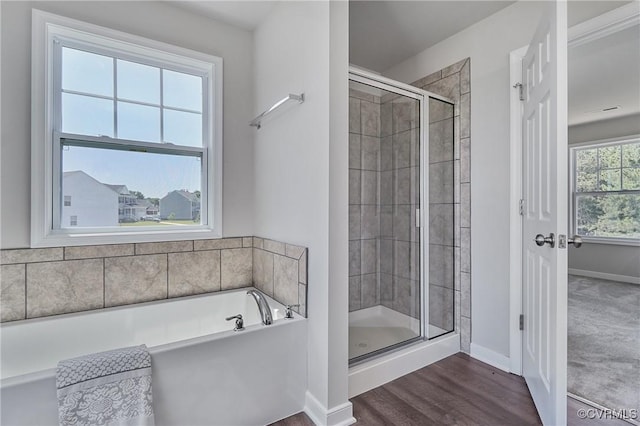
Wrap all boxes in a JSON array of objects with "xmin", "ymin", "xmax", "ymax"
[{"xmin": 247, "ymin": 290, "xmax": 273, "ymax": 325}]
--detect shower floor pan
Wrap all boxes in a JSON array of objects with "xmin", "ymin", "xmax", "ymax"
[
  {"xmin": 348, "ymin": 306, "xmax": 459, "ymax": 398},
  {"xmin": 349, "ymin": 305, "xmax": 448, "ymax": 359}
]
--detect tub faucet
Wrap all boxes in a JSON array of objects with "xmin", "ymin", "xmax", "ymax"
[
  {"xmin": 285, "ymin": 304, "xmax": 300, "ymax": 319},
  {"xmin": 225, "ymin": 314, "xmax": 244, "ymax": 331},
  {"xmin": 247, "ymin": 290, "xmax": 273, "ymax": 325}
]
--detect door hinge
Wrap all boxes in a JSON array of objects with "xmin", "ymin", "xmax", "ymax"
[
  {"xmin": 519, "ymin": 199, "xmax": 525, "ymax": 216},
  {"xmin": 519, "ymin": 314, "xmax": 524, "ymax": 331},
  {"xmin": 513, "ymin": 82, "xmax": 525, "ymax": 101}
]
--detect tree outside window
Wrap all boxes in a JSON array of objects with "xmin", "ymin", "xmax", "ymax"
[{"xmin": 572, "ymin": 139, "xmax": 640, "ymax": 240}]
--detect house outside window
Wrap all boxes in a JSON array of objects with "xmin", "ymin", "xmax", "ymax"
[
  {"xmin": 70, "ymin": 215, "xmax": 78, "ymax": 226},
  {"xmin": 31, "ymin": 10, "xmax": 222, "ymax": 247},
  {"xmin": 570, "ymin": 136, "xmax": 640, "ymax": 243}
]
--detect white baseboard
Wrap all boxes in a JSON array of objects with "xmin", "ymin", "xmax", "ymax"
[
  {"xmin": 470, "ymin": 343, "xmax": 511, "ymax": 373},
  {"xmin": 304, "ymin": 392, "xmax": 327, "ymax": 426},
  {"xmin": 568, "ymin": 268, "xmax": 640, "ymax": 285},
  {"xmin": 326, "ymin": 402, "xmax": 356, "ymax": 426},
  {"xmin": 304, "ymin": 391, "xmax": 355, "ymax": 426}
]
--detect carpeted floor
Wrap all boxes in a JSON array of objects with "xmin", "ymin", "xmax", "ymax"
[{"xmin": 568, "ymin": 275, "xmax": 640, "ymax": 415}]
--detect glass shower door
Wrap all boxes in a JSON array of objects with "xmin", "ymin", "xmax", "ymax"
[{"xmin": 348, "ymin": 76, "xmax": 423, "ymax": 362}]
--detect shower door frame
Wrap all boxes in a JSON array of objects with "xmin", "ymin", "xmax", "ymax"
[{"xmin": 348, "ymin": 68, "xmax": 454, "ymax": 361}]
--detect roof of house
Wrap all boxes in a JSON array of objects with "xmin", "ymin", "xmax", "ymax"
[
  {"xmin": 163, "ymin": 190, "xmax": 200, "ymax": 203},
  {"xmin": 132, "ymin": 200, "xmax": 159, "ymax": 210},
  {"xmin": 63, "ymin": 171, "xmax": 120, "ymax": 194},
  {"xmin": 64, "ymin": 171, "xmax": 151, "ymax": 205},
  {"xmin": 104, "ymin": 184, "xmax": 130, "ymax": 195}
]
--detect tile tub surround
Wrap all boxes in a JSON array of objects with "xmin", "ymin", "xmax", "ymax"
[
  {"xmin": 252, "ymin": 239, "xmax": 308, "ymax": 316},
  {"xmin": 412, "ymin": 58, "xmax": 471, "ymax": 352},
  {"xmin": 0, "ymin": 237, "xmax": 308, "ymax": 322}
]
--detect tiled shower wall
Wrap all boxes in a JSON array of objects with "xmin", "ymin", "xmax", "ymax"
[
  {"xmin": 426, "ymin": 99, "xmax": 455, "ymax": 333},
  {"xmin": 349, "ymin": 88, "xmax": 381, "ymax": 311},
  {"xmin": 412, "ymin": 58, "xmax": 471, "ymax": 352},
  {"xmin": 348, "ymin": 87, "xmax": 421, "ymax": 318},
  {"xmin": 379, "ymin": 93, "xmax": 420, "ymax": 318},
  {"xmin": 348, "ymin": 58, "xmax": 471, "ymax": 353},
  {"xmin": 0, "ymin": 237, "xmax": 307, "ymax": 322}
]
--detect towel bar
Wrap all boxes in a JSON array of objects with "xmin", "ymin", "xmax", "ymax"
[{"xmin": 249, "ymin": 93, "xmax": 305, "ymax": 129}]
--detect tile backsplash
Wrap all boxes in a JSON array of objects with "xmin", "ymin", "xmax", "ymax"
[{"xmin": 0, "ymin": 237, "xmax": 307, "ymax": 322}]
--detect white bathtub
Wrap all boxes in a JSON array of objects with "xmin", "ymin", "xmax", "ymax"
[{"xmin": 0, "ymin": 287, "xmax": 307, "ymax": 425}]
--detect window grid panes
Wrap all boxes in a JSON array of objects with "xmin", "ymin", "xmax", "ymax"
[
  {"xmin": 55, "ymin": 39, "xmax": 209, "ymax": 231},
  {"xmin": 60, "ymin": 46, "xmax": 204, "ymax": 147},
  {"xmin": 572, "ymin": 140, "xmax": 640, "ymax": 240}
]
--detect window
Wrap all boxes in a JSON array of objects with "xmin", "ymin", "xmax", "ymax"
[
  {"xmin": 571, "ymin": 137, "xmax": 640, "ymax": 243},
  {"xmin": 31, "ymin": 11, "xmax": 222, "ymax": 247}
]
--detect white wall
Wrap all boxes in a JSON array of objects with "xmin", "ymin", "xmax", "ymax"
[
  {"xmin": 0, "ymin": 1, "xmax": 254, "ymax": 249},
  {"xmin": 568, "ymin": 244, "xmax": 640, "ymax": 281},
  {"xmin": 253, "ymin": 1, "xmax": 352, "ymax": 424},
  {"xmin": 568, "ymin": 113, "xmax": 640, "ymax": 281},
  {"xmin": 328, "ymin": 1, "xmax": 350, "ymax": 415},
  {"xmin": 384, "ymin": 1, "xmax": 547, "ymax": 358},
  {"xmin": 569, "ymin": 113, "xmax": 640, "ymax": 144}
]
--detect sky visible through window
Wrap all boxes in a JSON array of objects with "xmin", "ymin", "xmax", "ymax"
[
  {"xmin": 60, "ymin": 47, "xmax": 203, "ymax": 199},
  {"xmin": 63, "ymin": 146, "xmax": 201, "ymax": 199}
]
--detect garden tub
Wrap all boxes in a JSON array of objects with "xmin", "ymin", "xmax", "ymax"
[{"xmin": 0, "ymin": 287, "xmax": 307, "ymax": 425}]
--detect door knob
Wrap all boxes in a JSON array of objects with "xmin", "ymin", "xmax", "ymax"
[
  {"xmin": 568, "ymin": 235, "xmax": 583, "ymax": 248},
  {"xmin": 534, "ymin": 233, "xmax": 555, "ymax": 248}
]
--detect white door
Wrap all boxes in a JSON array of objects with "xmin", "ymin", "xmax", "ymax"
[{"xmin": 521, "ymin": 1, "xmax": 568, "ymax": 425}]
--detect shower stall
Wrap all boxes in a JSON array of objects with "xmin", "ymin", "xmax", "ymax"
[{"xmin": 349, "ymin": 69, "xmax": 455, "ymax": 363}]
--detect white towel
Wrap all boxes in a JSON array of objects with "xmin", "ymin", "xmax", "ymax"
[{"xmin": 56, "ymin": 345, "xmax": 155, "ymax": 426}]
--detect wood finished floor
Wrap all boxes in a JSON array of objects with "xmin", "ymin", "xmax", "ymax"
[{"xmin": 271, "ymin": 353, "xmax": 630, "ymax": 426}]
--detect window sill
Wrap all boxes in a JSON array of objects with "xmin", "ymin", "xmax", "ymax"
[{"xmin": 31, "ymin": 227, "xmax": 222, "ymax": 248}]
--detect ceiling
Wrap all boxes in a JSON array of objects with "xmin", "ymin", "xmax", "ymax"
[
  {"xmin": 167, "ymin": 0, "xmax": 637, "ymax": 126},
  {"xmin": 166, "ymin": 1, "xmax": 276, "ymax": 30},
  {"xmin": 569, "ymin": 24, "xmax": 640, "ymax": 126},
  {"xmin": 349, "ymin": 1, "xmax": 515, "ymax": 72},
  {"xmin": 568, "ymin": 0, "xmax": 633, "ymax": 26},
  {"xmin": 348, "ymin": 0, "xmax": 637, "ymax": 125},
  {"xmin": 168, "ymin": 2, "xmax": 514, "ymax": 70}
]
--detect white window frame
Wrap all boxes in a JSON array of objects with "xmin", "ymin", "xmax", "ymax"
[
  {"xmin": 569, "ymin": 135, "xmax": 640, "ymax": 246},
  {"xmin": 31, "ymin": 10, "xmax": 223, "ymax": 247}
]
